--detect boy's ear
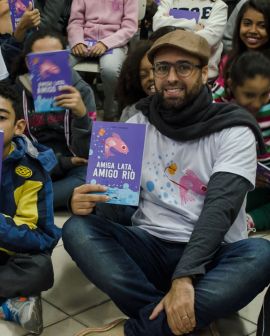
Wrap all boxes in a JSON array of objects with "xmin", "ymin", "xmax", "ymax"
[{"xmin": 14, "ymin": 119, "xmax": 26, "ymax": 135}]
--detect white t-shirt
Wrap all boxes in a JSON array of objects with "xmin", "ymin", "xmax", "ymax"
[
  {"xmin": 153, "ymin": 0, "xmax": 228, "ymax": 79},
  {"xmin": 0, "ymin": 47, "xmax": 8, "ymax": 81},
  {"xmin": 128, "ymin": 112, "xmax": 257, "ymax": 244}
]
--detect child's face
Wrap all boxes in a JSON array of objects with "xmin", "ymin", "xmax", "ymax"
[
  {"xmin": 231, "ymin": 75, "xmax": 270, "ymax": 116},
  {"xmin": 0, "ymin": 96, "xmax": 25, "ymax": 159},
  {"xmin": 139, "ymin": 54, "xmax": 155, "ymax": 96},
  {"xmin": 240, "ymin": 8, "xmax": 268, "ymax": 50}
]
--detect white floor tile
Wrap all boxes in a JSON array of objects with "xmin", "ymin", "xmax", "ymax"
[
  {"xmin": 74, "ymin": 300, "xmax": 126, "ymax": 327},
  {"xmin": 44, "ymin": 245, "xmax": 108, "ymax": 315},
  {"xmin": 216, "ymin": 315, "xmax": 257, "ymax": 335},
  {"xmin": 238, "ymin": 287, "xmax": 267, "ymax": 324},
  {"xmin": 0, "ymin": 320, "xmax": 27, "ymax": 336},
  {"xmin": 42, "ymin": 300, "xmax": 68, "ymax": 327}
]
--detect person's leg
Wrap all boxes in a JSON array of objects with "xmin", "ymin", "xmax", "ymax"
[
  {"xmin": 53, "ymin": 165, "xmax": 87, "ymax": 209},
  {"xmin": 99, "ymin": 47, "xmax": 127, "ymax": 120},
  {"xmin": 124, "ymin": 238, "xmax": 270, "ymax": 336},
  {"xmin": 0, "ymin": 252, "xmax": 53, "ymax": 335},
  {"xmin": 0, "ymin": 252, "xmax": 54, "ymax": 299},
  {"xmin": 95, "ymin": 203, "xmax": 137, "ymax": 226},
  {"xmin": 63, "ymin": 214, "xmax": 186, "ymax": 318}
]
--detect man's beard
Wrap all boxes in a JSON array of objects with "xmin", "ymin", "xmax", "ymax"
[{"xmin": 159, "ymin": 78, "xmax": 203, "ymax": 110}]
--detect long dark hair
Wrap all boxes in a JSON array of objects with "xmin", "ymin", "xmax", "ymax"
[
  {"xmin": 11, "ymin": 29, "xmax": 67, "ymax": 79},
  {"xmin": 116, "ymin": 40, "xmax": 153, "ymax": 112},
  {"xmin": 224, "ymin": 0, "xmax": 270, "ymax": 80}
]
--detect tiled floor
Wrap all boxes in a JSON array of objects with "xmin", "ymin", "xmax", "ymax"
[{"xmin": 0, "ymin": 213, "xmax": 268, "ymax": 336}]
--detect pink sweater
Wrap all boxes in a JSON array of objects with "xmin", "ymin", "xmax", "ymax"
[{"xmin": 67, "ymin": 0, "xmax": 138, "ymax": 50}]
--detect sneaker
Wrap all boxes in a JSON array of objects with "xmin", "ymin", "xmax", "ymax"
[
  {"xmin": 75, "ymin": 318, "xmax": 126, "ymax": 336},
  {"xmin": 1, "ymin": 296, "xmax": 43, "ymax": 335}
]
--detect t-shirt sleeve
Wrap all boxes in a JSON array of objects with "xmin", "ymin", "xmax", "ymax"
[{"xmin": 212, "ymin": 126, "xmax": 257, "ymax": 187}]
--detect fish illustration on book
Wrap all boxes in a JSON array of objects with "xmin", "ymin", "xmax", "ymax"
[{"xmin": 104, "ymin": 133, "xmax": 129, "ymax": 158}]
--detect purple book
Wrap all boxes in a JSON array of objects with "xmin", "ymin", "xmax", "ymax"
[
  {"xmin": 86, "ymin": 121, "xmax": 146, "ymax": 206},
  {"xmin": 169, "ymin": 9, "xmax": 200, "ymax": 23},
  {"xmin": 27, "ymin": 50, "xmax": 71, "ymax": 113},
  {"xmin": 0, "ymin": 131, "xmax": 3, "ymax": 186},
  {"xmin": 8, "ymin": 0, "xmax": 33, "ymax": 31}
]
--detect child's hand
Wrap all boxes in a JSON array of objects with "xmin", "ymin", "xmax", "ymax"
[
  {"xmin": 195, "ymin": 23, "xmax": 204, "ymax": 31},
  {"xmin": 71, "ymin": 157, "xmax": 88, "ymax": 166},
  {"xmin": 71, "ymin": 184, "xmax": 110, "ymax": 215},
  {"xmin": 256, "ymin": 175, "xmax": 270, "ymax": 189},
  {"xmin": 88, "ymin": 42, "xmax": 108, "ymax": 57},
  {"xmin": 14, "ymin": 2, "xmax": 40, "ymax": 41},
  {"xmin": 72, "ymin": 43, "xmax": 88, "ymax": 57},
  {"xmin": 55, "ymin": 85, "xmax": 86, "ymax": 118}
]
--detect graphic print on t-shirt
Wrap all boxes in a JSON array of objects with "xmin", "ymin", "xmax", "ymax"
[{"xmin": 164, "ymin": 162, "xmax": 207, "ymax": 204}]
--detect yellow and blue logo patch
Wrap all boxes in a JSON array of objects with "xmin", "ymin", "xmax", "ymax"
[{"xmin": 15, "ymin": 166, "xmax": 33, "ymax": 178}]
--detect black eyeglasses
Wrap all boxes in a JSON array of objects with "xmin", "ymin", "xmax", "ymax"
[{"xmin": 153, "ymin": 61, "xmax": 202, "ymax": 78}]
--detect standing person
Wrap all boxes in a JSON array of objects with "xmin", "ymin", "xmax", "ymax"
[
  {"xmin": 63, "ymin": 30, "xmax": 270, "ymax": 336},
  {"xmin": 67, "ymin": 0, "xmax": 138, "ymax": 121},
  {"xmin": 12, "ymin": 30, "xmax": 96, "ymax": 209},
  {"xmin": 153, "ymin": 0, "xmax": 228, "ymax": 81},
  {"xmin": 0, "ymin": 84, "xmax": 61, "ymax": 334}
]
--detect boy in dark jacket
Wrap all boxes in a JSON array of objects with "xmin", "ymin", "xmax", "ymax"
[{"xmin": 0, "ymin": 84, "xmax": 61, "ymax": 335}]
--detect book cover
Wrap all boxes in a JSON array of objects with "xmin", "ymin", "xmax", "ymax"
[
  {"xmin": 257, "ymin": 162, "xmax": 270, "ymax": 186},
  {"xmin": 0, "ymin": 131, "xmax": 3, "ymax": 186},
  {"xmin": 8, "ymin": 0, "xmax": 32, "ymax": 31},
  {"xmin": 169, "ymin": 9, "xmax": 200, "ymax": 23},
  {"xmin": 86, "ymin": 121, "xmax": 146, "ymax": 206},
  {"xmin": 27, "ymin": 50, "xmax": 72, "ymax": 113}
]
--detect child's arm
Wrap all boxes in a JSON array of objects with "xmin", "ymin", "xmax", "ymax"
[
  {"xmin": 0, "ymin": 169, "xmax": 61, "ymax": 254},
  {"xmin": 196, "ymin": 1, "xmax": 228, "ymax": 47},
  {"xmin": 67, "ymin": 0, "xmax": 87, "ymax": 50},
  {"xmin": 153, "ymin": 0, "xmax": 197, "ymax": 33},
  {"xmin": 98, "ymin": 0, "xmax": 138, "ymax": 50}
]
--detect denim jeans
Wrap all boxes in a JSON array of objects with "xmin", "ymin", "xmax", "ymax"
[
  {"xmin": 63, "ymin": 214, "xmax": 270, "ymax": 336},
  {"xmin": 53, "ymin": 165, "xmax": 87, "ymax": 209}
]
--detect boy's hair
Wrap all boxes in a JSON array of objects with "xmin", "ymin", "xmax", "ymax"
[
  {"xmin": 0, "ymin": 84, "xmax": 23, "ymax": 121},
  {"xmin": 228, "ymin": 51, "xmax": 270, "ymax": 88}
]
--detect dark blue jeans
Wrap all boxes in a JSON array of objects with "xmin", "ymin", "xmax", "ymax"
[
  {"xmin": 52, "ymin": 165, "xmax": 87, "ymax": 209},
  {"xmin": 63, "ymin": 214, "xmax": 270, "ymax": 336}
]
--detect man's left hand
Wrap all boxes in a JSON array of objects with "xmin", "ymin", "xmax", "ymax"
[
  {"xmin": 149, "ymin": 277, "xmax": 196, "ymax": 335},
  {"xmin": 55, "ymin": 86, "xmax": 86, "ymax": 118}
]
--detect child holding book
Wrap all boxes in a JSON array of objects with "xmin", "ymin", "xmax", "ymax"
[
  {"xmin": 0, "ymin": 1, "xmax": 40, "ymax": 73},
  {"xmin": 12, "ymin": 30, "xmax": 95, "ymax": 209},
  {"xmin": 67, "ymin": 0, "xmax": 138, "ymax": 121},
  {"xmin": 212, "ymin": 50, "xmax": 270, "ymax": 231},
  {"xmin": 0, "ymin": 84, "xmax": 61, "ymax": 334}
]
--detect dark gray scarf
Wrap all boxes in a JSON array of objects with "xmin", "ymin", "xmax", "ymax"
[{"xmin": 136, "ymin": 85, "xmax": 265, "ymax": 154}]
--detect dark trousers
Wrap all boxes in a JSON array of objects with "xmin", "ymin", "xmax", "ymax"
[{"xmin": 0, "ymin": 251, "xmax": 54, "ymax": 303}]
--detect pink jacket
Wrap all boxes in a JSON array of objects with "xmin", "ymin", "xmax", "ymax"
[{"xmin": 67, "ymin": 0, "xmax": 138, "ymax": 50}]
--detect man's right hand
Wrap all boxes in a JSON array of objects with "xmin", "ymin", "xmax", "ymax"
[
  {"xmin": 71, "ymin": 184, "xmax": 110, "ymax": 215},
  {"xmin": 71, "ymin": 43, "xmax": 88, "ymax": 57}
]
